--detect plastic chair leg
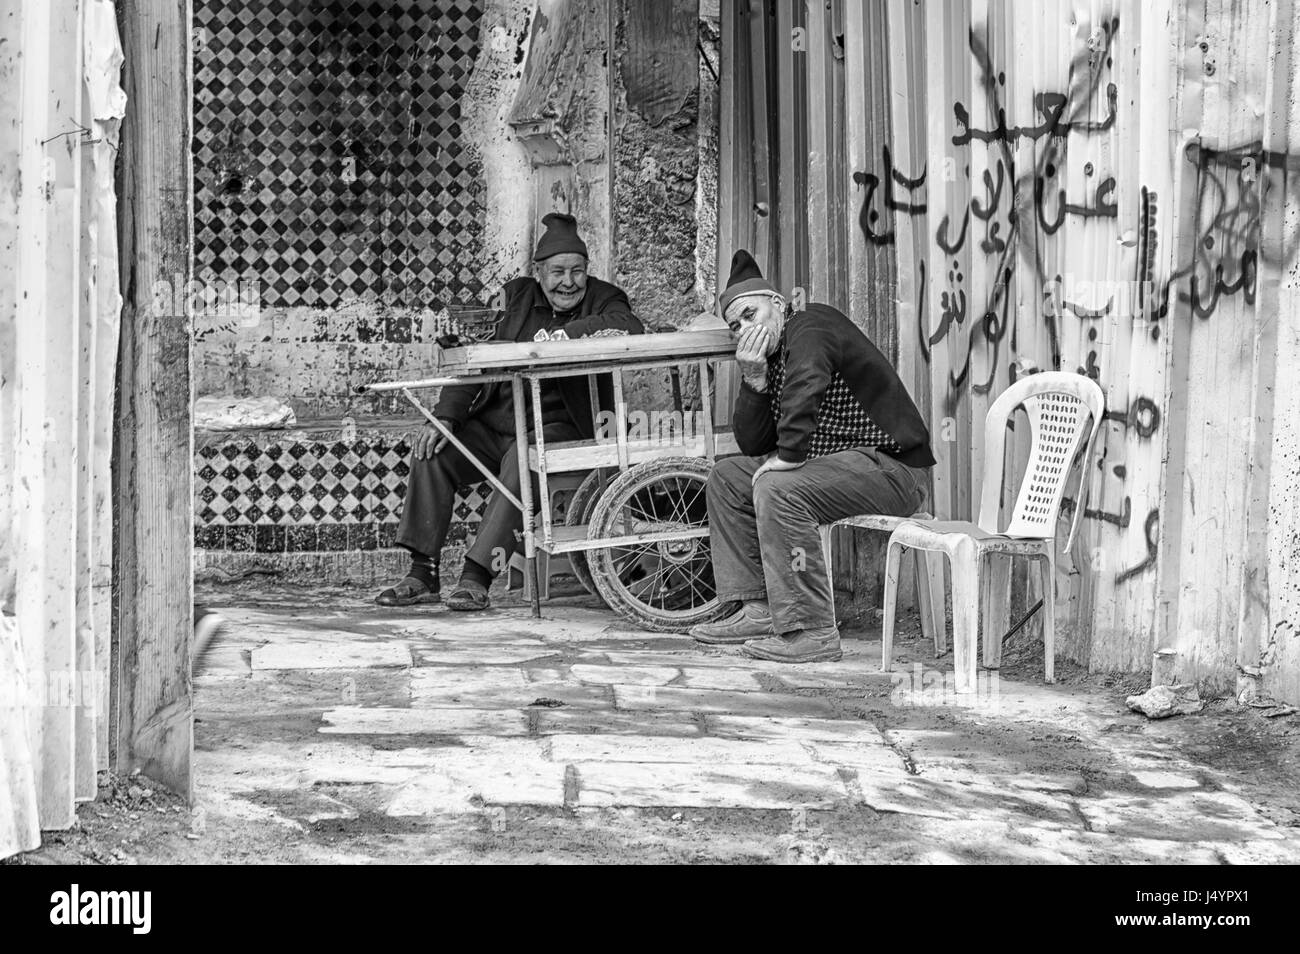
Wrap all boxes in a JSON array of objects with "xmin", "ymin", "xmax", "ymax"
[
  {"xmin": 1041, "ymin": 548, "xmax": 1056, "ymax": 683},
  {"xmin": 950, "ymin": 539, "xmax": 980, "ymax": 694},
  {"xmin": 915, "ymin": 549, "xmax": 947, "ymax": 656},
  {"xmin": 880, "ymin": 537, "xmax": 903, "ymax": 673},
  {"xmin": 982, "ymin": 553, "xmax": 1012, "ymax": 669}
]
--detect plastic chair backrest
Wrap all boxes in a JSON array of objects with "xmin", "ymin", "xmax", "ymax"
[{"xmin": 976, "ymin": 372, "xmax": 1104, "ymax": 549}]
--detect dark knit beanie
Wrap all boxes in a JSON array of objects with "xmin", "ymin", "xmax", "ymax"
[
  {"xmin": 718, "ymin": 249, "xmax": 777, "ymax": 315},
  {"xmin": 533, "ymin": 212, "xmax": 589, "ymax": 261}
]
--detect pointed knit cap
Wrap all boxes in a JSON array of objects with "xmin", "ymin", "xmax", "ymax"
[
  {"xmin": 718, "ymin": 249, "xmax": 777, "ymax": 315},
  {"xmin": 533, "ymin": 212, "xmax": 589, "ymax": 261}
]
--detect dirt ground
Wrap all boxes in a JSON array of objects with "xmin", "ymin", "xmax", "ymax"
[{"xmin": 8, "ymin": 580, "xmax": 1300, "ymax": 866}]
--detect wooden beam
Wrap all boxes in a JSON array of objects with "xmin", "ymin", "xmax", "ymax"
[
  {"xmin": 114, "ymin": 0, "xmax": 194, "ymax": 799},
  {"xmin": 436, "ymin": 329, "xmax": 736, "ymax": 372},
  {"xmin": 528, "ymin": 429, "xmax": 740, "ymax": 473}
]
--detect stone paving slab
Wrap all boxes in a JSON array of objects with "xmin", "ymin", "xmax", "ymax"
[
  {"xmin": 517, "ymin": 682, "xmax": 613, "ymax": 708},
  {"xmin": 705, "ymin": 714, "xmax": 887, "ymax": 743},
  {"xmin": 533, "ymin": 708, "xmax": 703, "ymax": 737},
  {"xmin": 319, "ymin": 706, "xmax": 531, "ymax": 736},
  {"xmin": 613, "ymin": 685, "xmax": 839, "ymax": 717},
  {"xmin": 913, "ymin": 764, "xmax": 1089, "ymax": 794},
  {"xmin": 392, "ymin": 624, "xmax": 548, "ymax": 647},
  {"xmin": 413, "ymin": 644, "xmax": 563, "ymax": 666},
  {"xmin": 197, "ymin": 741, "xmax": 433, "ymax": 790},
  {"xmin": 852, "ymin": 773, "xmax": 1078, "ymax": 824},
  {"xmin": 574, "ymin": 762, "xmax": 852, "ymax": 809},
  {"xmin": 804, "ymin": 741, "xmax": 911, "ymax": 773},
  {"xmin": 409, "ymin": 668, "xmax": 609, "ymax": 709},
  {"xmin": 597, "ymin": 650, "xmax": 755, "ymax": 669},
  {"xmin": 569, "ymin": 664, "xmax": 679, "ymax": 686},
  {"xmin": 676, "ymin": 668, "xmax": 763, "ymax": 691},
  {"xmin": 403, "ymin": 624, "xmax": 550, "ymax": 643},
  {"xmin": 386, "ymin": 749, "xmax": 565, "ymax": 814},
  {"xmin": 409, "ymin": 666, "xmax": 529, "ymax": 703},
  {"xmin": 251, "ymin": 639, "xmax": 413, "ymax": 671},
  {"xmin": 1129, "ymin": 769, "xmax": 1203, "ymax": 789},
  {"xmin": 771, "ymin": 667, "xmax": 893, "ymax": 690},
  {"xmin": 548, "ymin": 734, "xmax": 813, "ymax": 765},
  {"xmin": 1074, "ymin": 790, "xmax": 1283, "ymax": 842}
]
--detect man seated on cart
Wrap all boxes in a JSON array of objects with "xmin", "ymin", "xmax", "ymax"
[
  {"xmin": 377, "ymin": 213, "xmax": 644, "ymax": 611},
  {"xmin": 690, "ymin": 251, "xmax": 936, "ymax": 663}
]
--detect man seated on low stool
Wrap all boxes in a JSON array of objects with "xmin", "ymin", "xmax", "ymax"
[
  {"xmin": 376, "ymin": 213, "xmax": 644, "ymax": 612},
  {"xmin": 689, "ymin": 251, "xmax": 937, "ymax": 663}
]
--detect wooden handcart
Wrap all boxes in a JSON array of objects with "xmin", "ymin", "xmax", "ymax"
[{"xmin": 359, "ymin": 330, "xmax": 740, "ymax": 632}]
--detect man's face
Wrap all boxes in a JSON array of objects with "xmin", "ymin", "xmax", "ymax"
[
  {"xmin": 724, "ymin": 293, "xmax": 784, "ymax": 356},
  {"xmin": 535, "ymin": 253, "xmax": 589, "ymax": 313}
]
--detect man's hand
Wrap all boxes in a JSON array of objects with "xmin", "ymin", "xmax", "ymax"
[
  {"xmin": 752, "ymin": 453, "xmax": 803, "ymax": 487},
  {"xmin": 412, "ymin": 418, "xmax": 456, "ymax": 460},
  {"xmin": 735, "ymin": 325, "xmax": 772, "ymax": 391}
]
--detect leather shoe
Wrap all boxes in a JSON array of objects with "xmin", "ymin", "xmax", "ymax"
[
  {"xmin": 742, "ymin": 626, "xmax": 842, "ymax": 663},
  {"xmin": 689, "ymin": 602, "xmax": 775, "ymax": 644}
]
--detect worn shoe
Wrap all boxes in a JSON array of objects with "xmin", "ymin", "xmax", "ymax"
[
  {"xmin": 689, "ymin": 601, "xmax": 775, "ymax": 644},
  {"xmin": 742, "ymin": 626, "xmax": 842, "ymax": 663},
  {"xmin": 446, "ymin": 579, "xmax": 491, "ymax": 612},
  {"xmin": 375, "ymin": 575, "xmax": 440, "ymax": 606}
]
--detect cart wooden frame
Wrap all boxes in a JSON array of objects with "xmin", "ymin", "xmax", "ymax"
[{"xmin": 360, "ymin": 330, "xmax": 739, "ymax": 631}]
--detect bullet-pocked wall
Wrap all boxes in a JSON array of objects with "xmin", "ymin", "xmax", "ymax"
[{"xmin": 192, "ymin": 0, "xmax": 535, "ymax": 418}]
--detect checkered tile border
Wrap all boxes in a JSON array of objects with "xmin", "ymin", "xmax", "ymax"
[
  {"xmin": 194, "ymin": 434, "xmax": 489, "ymax": 552},
  {"xmin": 193, "ymin": 0, "xmax": 490, "ymax": 310}
]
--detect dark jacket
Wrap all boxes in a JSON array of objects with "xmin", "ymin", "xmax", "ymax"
[
  {"xmin": 432, "ymin": 275, "xmax": 644, "ymax": 440},
  {"xmin": 733, "ymin": 303, "xmax": 936, "ymax": 468}
]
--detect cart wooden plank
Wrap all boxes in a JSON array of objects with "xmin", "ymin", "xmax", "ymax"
[
  {"xmin": 540, "ymin": 523, "xmax": 711, "ymax": 556},
  {"xmin": 528, "ymin": 430, "xmax": 741, "ymax": 474},
  {"xmin": 436, "ymin": 329, "xmax": 736, "ymax": 372}
]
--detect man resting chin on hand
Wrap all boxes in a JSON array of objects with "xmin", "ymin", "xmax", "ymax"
[{"xmin": 689, "ymin": 251, "xmax": 937, "ymax": 663}]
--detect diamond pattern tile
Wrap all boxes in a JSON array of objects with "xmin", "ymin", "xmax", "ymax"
[
  {"xmin": 193, "ymin": 0, "xmax": 489, "ymax": 309},
  {"xmin": 194, "ymin": 434, "xmax": 489, "ymax": 552}
]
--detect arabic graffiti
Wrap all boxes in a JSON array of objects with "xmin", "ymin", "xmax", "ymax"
[{"xmin": 851, "ymin": 145, "xmax": 927, "ymax": 247}]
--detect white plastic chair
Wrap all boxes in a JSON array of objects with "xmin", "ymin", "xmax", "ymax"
[
  {"xmin": 820, "ymin": 513, "xmax": 947, "ymax": 654},
  {"xmin": 880, "ymin": 372, "xmax": 1105, "ymax": 693}
]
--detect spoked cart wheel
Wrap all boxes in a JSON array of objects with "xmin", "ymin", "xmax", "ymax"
[
  {"xmin": 565, "ymin": 468, "xmax": 612, "ymax": 603},
  {"xmin": 586, "ymin": 456, "xmax": 729, "ymax": 633}
]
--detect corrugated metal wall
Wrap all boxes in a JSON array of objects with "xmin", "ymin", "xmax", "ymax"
[
  {"xmin": 0, "ymin": 0, "xmax": 125, "ymax": 859},
  {"xmin": 723, "ymin": 0, "xmax": 1300, "ymax": 702}
]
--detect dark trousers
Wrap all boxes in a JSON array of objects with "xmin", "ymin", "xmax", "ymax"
[
  {"xmin": 395, "ymin": 418, "xmax": 580, "ymax": 575},
  {"xmin": 706, "ymin": 448, "xmax": 929, "ymax": 635}
]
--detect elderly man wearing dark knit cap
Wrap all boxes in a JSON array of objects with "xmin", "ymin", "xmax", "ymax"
[
  {"xmin": 377, "ymin": 213, "xmax": 644, "ymax": 611},
  {"xmin": 690, "ymin": 251, "xmax": 936, "ymax": 662}
]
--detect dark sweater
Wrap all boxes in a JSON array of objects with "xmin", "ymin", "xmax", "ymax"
[
  {"xmin": 433, "ymin": 275, "xmax": 644, "ymax": 439},
  {"xmin": 733, "ymin": 303, "xmax": 936, "ymax": 468}
]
